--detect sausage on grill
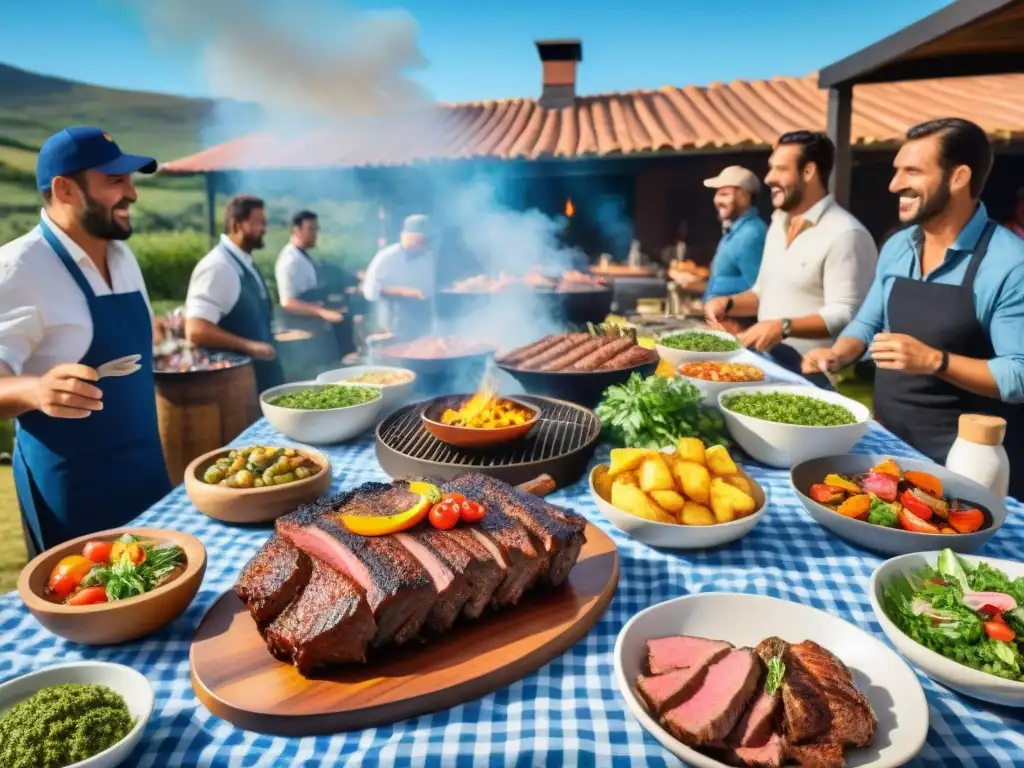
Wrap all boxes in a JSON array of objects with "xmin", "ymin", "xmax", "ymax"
[
  {"xmin": 600, "ymin": 346, "xmax": 652, "ymax": 370},
  {"xmin": 571, "ymin": 337, "xmax": 633, "ymax": 371},
  {"xmin": 540, "ymin": 337, "xmax": 608, "ymax": 371},
  {"xmin": 518, "ymin": 333, "xmax": 588, "ymax": 369},
  {"xmin": 496, "ymin": 335, "xmax": 561, "ymax": 365}
]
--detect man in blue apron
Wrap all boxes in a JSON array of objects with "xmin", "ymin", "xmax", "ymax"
[
  {"xmin": 0, "ymin": 127, "xmax": 171, "ymax": 557},
  {"xmin": 184, "ymin": 195, "xmax": 283, "ymax": 393},
  {"xmin": 804, "ymin": 118, "xmax": 1024, "ymax": 498},
  {"xmin": 362, "ymin": 214, "xmax": 436, "ymax": 341}
]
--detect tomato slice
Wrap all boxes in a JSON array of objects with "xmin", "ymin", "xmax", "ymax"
[
  {"xmin": 898, "ymin": 506, "xmax": 941, "ymax": 534},
  {"xmin": 984, "ymin": 620, "xmax": 1015, "ymax": 643},
  {"xmin": 948, "ymin": 508, "xmax": 984, "ymax": 534},
  {"xmin": 901, "ymin": 489, "xmax": 933, "ymax": 521},
  {"xmin": 981, "ymin": 605, "xmax": 1006, "ymax": 622},
  {"xmin": 82, "ymin": 541, "xmax": 114, "ymax": 564},
  {"xmin": 809, "ymin": 484, "xmax": 845, "ymax": 505},
  {"xmin": 66, "ymin": 586, "xmax": 109, "ymax": 606}
]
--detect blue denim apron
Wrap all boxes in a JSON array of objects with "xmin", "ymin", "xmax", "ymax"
[
  {"xmin": 218, "ymin": 246, "xmax": 284, "ymax": 393},
  {"xmin": 14, "ymin": 220, "xmax": 171, "ymax": 555}
]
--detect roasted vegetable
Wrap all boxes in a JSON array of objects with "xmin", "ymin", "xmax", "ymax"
[
  {"xmin": 836, "ymin": 493, "xmax": 871, "ymax": 520},
  {"xmin": 905, "ymin": 470, "xmax": 943, "ymax": 498}
]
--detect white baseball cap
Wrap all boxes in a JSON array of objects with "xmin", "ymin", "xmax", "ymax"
[{"xmin": 703, "ymin": 166, "xmax": 761, "ymax": 194}]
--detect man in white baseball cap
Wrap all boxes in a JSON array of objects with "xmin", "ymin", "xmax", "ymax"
[{"xmin": 671, "ymin": 166, "xmax": 767, "ymax": 299}]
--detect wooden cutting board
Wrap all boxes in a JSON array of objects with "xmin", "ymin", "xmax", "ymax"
[{"xmin": 190, "ymin": 522, "xmax": 619, "ymax": 735}]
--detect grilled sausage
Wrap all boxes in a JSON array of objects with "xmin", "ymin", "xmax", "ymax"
[
  {"xmin": 518, "ymin": 333, "xmax": 588, "ymax": 369},
  {"xmin": 571, "ymin": 337, "xmax": 633, "ymax": 371},
  {"xmin": 539, "ymin": 337, "xmax": 607, "ymax": 371},
  {"xmin": 496, "ymin": 335, "xmax": 561, "ymax": 365},
  {"xmin": 517, "ymin": 474, "xmax": 557, "ymax": 497},
  {"xmin": 600, "ymin": 345, "xmax": 652, "ymax": 370}
]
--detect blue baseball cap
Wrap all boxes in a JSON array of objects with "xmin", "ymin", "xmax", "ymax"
[{"xmin": 36, "ymin": 127, "xmax": 158, "ymax": 191}]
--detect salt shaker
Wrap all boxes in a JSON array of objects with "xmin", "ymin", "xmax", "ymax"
[{"xmin": 945, "ymin": 414, "xmax": 1010, "ymax": 498}]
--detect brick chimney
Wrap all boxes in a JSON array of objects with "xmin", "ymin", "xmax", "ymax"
[{"xmin": 535, "ymin": 39, "xmax": 582, "ymax": 109}]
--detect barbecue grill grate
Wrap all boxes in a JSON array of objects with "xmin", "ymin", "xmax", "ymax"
[{"xmin": 375, "ymin": 395, "xmax": 602, "ymax": 488}]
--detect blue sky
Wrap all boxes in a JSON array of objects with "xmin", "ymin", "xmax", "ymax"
[{"xmin": 3, "ymin": 0, "xmax": 952, "ymax": 102}]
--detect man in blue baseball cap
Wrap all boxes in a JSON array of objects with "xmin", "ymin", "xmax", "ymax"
[
  {"xmin": 362, "ymin": 214, "xmax": 437, "ymax": 339},
  {"xmin": 0, "ymin": 127, "xmax": 171, "ymax": 557}
]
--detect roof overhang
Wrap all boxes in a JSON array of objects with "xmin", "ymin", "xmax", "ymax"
[{"xmin": 818, "ymin": 0, "xmax": 1024, "ymax": 88}]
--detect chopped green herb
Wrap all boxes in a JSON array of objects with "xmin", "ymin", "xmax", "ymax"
[
  {"xmin": 722, "ymin": 392, "xmax": 856, "ymax": 426},
  {"xmin": 764, "ymin": 655, "xmax": 786, "ymax": 695},
  {"xmin": 660, "ymin": 331, "xmax": 741, "ymax": 353},
  {"xmin": 270, "ymin": 384, "xmax": 381, "ymax": 410}
]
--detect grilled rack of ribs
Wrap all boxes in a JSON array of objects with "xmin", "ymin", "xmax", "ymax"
[{"xmin": 233, "ymin": 473, "xmax": 587, "ymax": 675}]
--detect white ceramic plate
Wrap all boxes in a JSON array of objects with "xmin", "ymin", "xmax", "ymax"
[
  {"xmin": 614, "ymin": 593, "xmax": 928, "ymax": 768},
  {"xmin": 655, "ymin": 329, "xmax": 745, "ymax": 367},
  {"xmin": 0, "ymin": 661, "xmax": 153, "ymax": 768},
  {"xmin": 719, "ymin": 384, "xmax": 870, "ymax": 468},
  {"xmin": 871, "ymin": 551, "xmax": 1024, "ymax": 707},
  {"xmin": 588, "ymin": 465, "xmax": 767, "ymax": 549}
]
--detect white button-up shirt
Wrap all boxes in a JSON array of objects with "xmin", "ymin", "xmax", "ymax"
[
  {"xmin": 0, "ymin": 209, "xmax": 152, "ymax": 376},
  {"xmin": 752, "ymin": 195, "xmax": 878, "ymax": 355},
  {"xmin": 185, "ymin": 235, "xmax": 268, "ymax": 324},
  {"xmin": 275, "ymin": 242, "xmax": 318, "ymax": 304}
]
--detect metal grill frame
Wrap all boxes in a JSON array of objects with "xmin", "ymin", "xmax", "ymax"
[{"xmin": 374, "ymin": 395, "xmax": 602, "ymax": 487}]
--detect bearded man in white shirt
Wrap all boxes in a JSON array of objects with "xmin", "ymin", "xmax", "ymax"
[{"xmin": 704, "ymin": 131, "xmax": 878, "ymax": 387}]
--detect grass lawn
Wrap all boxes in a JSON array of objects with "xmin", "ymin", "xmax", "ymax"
[{"xmin": 0, "ymin": 467, "xmax": 26, "ymax": 593}]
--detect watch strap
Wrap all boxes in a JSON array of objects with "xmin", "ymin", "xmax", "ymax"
[
  {"xmin": 781, "ymin": 318, "xmax": 792, "ymax": 339},
  {"xmin": 724, "ymin": 298, "xmax": 734, "ymax": 315},
  {"xmin": 936, "ymin": 350, "xmax": 950, "ymax": 374}
]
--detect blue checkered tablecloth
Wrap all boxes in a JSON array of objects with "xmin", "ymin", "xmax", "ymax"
[{"xmin": 2, "ymin": 357, "xmax": 1023, "ymax": 767}]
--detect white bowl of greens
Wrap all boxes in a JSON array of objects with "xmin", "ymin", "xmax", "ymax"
[
  {"xmin": 871, "ymin": 549, "xmax": 1024, "ymax": 707},
  {"xmin": 656, "ymin": 329, "xmax": 744, "ymax": 367},
  {"xmin": 260, "ymin": 381, "xmax": 385, "ymax": 445}
]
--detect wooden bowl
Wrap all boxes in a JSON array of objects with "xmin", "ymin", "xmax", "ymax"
[
  {"xmin": 17, "ymin": 527, "xmax": 206, "ymax": 646},
  {"xmin": 420, "ymin": 395, "xmax": 540, "ymax": 449},
  {"xmin": 185, "ymin": 445, "xmax": 333, "ymax": 524}
]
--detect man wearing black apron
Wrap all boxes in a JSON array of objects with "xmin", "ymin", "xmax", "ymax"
[
  {"xmin": 184, "ymin": 195, "xmax": 284, "ymax": 393},
  {"xmin": 804, "ymin": 118, "xmax": 1024, "ymax": 498},
  {"xmin": 362, "ymin": 214, "xmax": 436, "ymax": 341},
  {"xmin": 0, "ymin": 127, "xmax": 171, "ymax": 557}
]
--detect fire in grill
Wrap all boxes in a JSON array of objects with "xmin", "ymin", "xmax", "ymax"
[{"xmin": 375, "ymin": 395, "xmax": 601, "ymax": 488}]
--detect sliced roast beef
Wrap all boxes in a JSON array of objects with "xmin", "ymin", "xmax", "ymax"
[
  {"xmin": 446, "ymin": 473, "xmax": 587, "ymax": 587},
  {"xmin": 410, "ymin": 527, "xmax": 506, "ymax": 619},
  {"xmin": 263, "ymin": 555, "xmax": 376, "ymax": 674},
  {"xmin": 647, "ymin": 635, "xmax": 733, "ymax": 675},
  {"xmin": 661, "ymin": 648, "xmax": 761, "ymax": 747},
  {"xmin": 636, "ymin": 666, "xmax": 710, "ymax": 715},
  {"xmin": 234, "ymin": 535, "xmax": 312, "ymax": 626},
  {"xmin": 788, "ymin": 640, "xmax": 877, "ymax": 748},
  {"xmin": 733, "ymin": 732, "xmax": 784, "ymax": 767},
  {"xmin": 755, "ymin": 637, "xmax": 831, "ymax": 744},
  {"xmin": 395, "ymin": 530, "xmax": 471, "ymax": 633},
  {"xmin": 728, "ymin": 686, "xmax": 781, "ymax": 749},
  {"xmin": 277, "ymin": 486, "xmax": 437, "ymax": 647},
  {"xmin": 784, "ymin": 739, "xmax": 845, "ymax": 768}
]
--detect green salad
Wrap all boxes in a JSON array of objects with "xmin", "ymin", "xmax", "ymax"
[
  {"xmin": 722, "ymin": 391, "xmax": 857, "ymax": 427},
  {"xmin": 660, "ymin": 331, "xmax": 741, "ymax": 353},
  {"xmin": 270, "ymin": 384, "xmax": 381, "ymax": 410},
  {"xmin": 883, "ymin": 549, "xmax": 1024, "ymax": 681}
]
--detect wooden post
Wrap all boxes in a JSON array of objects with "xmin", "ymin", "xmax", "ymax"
[
  {"xmin": 827, "ymin": 85, "xmax": 853, "ymax": 209},
  {"xmin": 204, "ymin": 173, "xmax": 217, "ymax": 244}
]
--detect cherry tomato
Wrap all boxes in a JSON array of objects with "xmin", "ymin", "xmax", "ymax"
[
  {"xmin": 442, "ymin": 493, "xmax": 466, "ymax": 505},
  {"xmin": 429, "ymin": 502, "xmax": 459, "ymax": 530},
  {"xmin": 66, "ymin": 586, "xmax": 108, "ymax": 606},
  {"xmin": 984, "ymin": 620, "xmax": 1016, "ymax": 643},
  {"xmin": 82, "ymin": 541, "xmax": 114, "ymax": 564},
  {"xmin": 47, "ymin": 555, "xmax": 95, "ymax": 598},
  {"xmin": 459, "ymin": 500, "xmax": 486, "ymax": 523},
  {"xmin": 901, "ymin": 489, "xmax": 933, "ymax": 521},
  {"xmin": 897, "ymin": 506, "xmax": 940, "ymax": 534}
]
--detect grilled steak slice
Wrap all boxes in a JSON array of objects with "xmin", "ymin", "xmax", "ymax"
[
  {"xmin": 756, "ymin": 637, "xmax": 831, "ymax": 744},
  {"xmin": 647, "ymin": 635, "xmax": 733, "ymax": 675},
  {"xmin": 733, "ymin": 732, "xmax": 784, "ymax": 767},
  {"xmin": 728, "ymin": 686, "xmax": 781, "ymax": 749},
  {"xmin": 789, "ymin": 640, "xmax": 877, "ymax": 748},
  {"xmin": 784, "ymin": 739, "xmax": 845, "ymax": 768},
  {"xmin": 234, "ymin": 535, "xmax": 312, "ymax": 626},
  {"xmin": 395, "ymin": 530, "xmax": 472, "ymax": 633},
  {"xmin": 571, "ymin": 337, "xmax": 632, "ymax": 371},
  {"xmin": 410, "ymin": 527, "xmax": 506, "ymax": 619},
  {"xmin": 600, "ymin": 345, "xmax": 651, "ymax": 370},
  {"xmin": 636, "ymin": 665, "xmax": 711, "ymax": 715},
  {"xmin": 446, "ymin": 473, "xmax": 586, "ymax": 587},
  {"xmin": 539, "ymin": 337, "xmax": 606, "ymax": 371},
  {"xmin": 518, "ymin": 333, "xmax": 588, "ymax": 369},
  {"xmin": 496, "ymin": 335, "xmax": 562, "ymax": 366},
  {"xmin": 661, "ymin": 649, "xmax": 761, "ymax": 747},
  {"xmin": 277, "ymin": 484, "xmax": 437, "ymax": 647},
  {"xmin": 263, "ymin": 555, "xmax": 376, "ymax": 674}
]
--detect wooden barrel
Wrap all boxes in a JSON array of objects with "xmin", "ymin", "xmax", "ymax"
[{"xmin": 155, "ymin": 362, "xmax": 260, "ymax": 486}]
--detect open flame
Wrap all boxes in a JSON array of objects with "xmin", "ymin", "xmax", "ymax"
[
  {"xmin": 443, "ymin": 381, "xmax": 500, "ymax": 426},
  {"xmin": 440, "ymin": 379, "xmax": 533, "ymax": 429},
  {"xmin": 564, "ymin": 197, "xmax": 575, "ymax": 218}
]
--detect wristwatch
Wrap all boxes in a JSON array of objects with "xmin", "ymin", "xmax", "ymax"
[
  {"xmin": 724, "ymin": 298, "xmax": 734, "ymax": 316},
  {"xmin": 781, "ymin": 318, "xmax": 792, "ymax": 339}
]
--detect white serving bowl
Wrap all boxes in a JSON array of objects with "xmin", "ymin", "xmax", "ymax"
[
  {"xmin": 615, "ymin": 593, "xmax": 928, "ymax": 768},
  {"xmin": 260, "ymin": 381, "xmax": 385, "ymax": 445},
  {"xmin": 791, "ymin": 453, "xmax": 1005, "ymax": 556},
  {"xmin": 588, "ymin": 465, "xmax": 767, "ymax": 549},
  {"xmin": 718, "ymin": 384, "xmax": 870, "ymax": 468},
  {"xmin": 655, "ymin": 329, "xmax": 744, "ymax": 367},
  {"xmin": 0, "ymin": 661, "xmax": 153, "ymax": 768},
  {"xmin": 316, "ymin": 364, "xmax": 416, "ymax": 414},
  {"xmin": 871, "ymin": 551, "xmax": 1024, "ymax": 707},
  {"xmin": 676, "ymin": 365, "xmax": 769, "ymax": 408}
]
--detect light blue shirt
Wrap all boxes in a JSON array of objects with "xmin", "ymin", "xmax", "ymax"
[
  {"xmin": 842, "ymin": 203, "xmax": 1024, "ymax": 403},
  {"xmin": 703, "ymin": 208, "xmax": 768, "ymax": 300}
]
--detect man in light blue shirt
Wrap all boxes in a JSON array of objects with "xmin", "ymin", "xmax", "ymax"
[{"xmin": 804, "ymin": 118, "xmax": 1024, "ymax": 497}]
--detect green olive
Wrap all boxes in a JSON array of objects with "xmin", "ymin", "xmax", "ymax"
[
  {"xmin": 233, "ymin": 469, "xmax": 255, "ymax": 488},
  {"xmin": 294, "ymin": 466, "xmax": 311, "ymax": 480},
  {"xmin": 203, "ymin": 466, "xmax": 225, "ymax": 484},
  {"xmin": 273, "ymin": 472, "xmax": 297, "ymax": 485}
]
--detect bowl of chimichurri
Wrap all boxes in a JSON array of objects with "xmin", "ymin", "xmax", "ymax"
[
  {"xmin": 655, "ymin": 329, "xmax": 744, "ymax": 366},
  {"xmin": 260, "ymin": 382, "xmax": 385, "ymax": 444}
]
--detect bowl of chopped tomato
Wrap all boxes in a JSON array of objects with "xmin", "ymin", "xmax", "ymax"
[
  {"xmin": 676, "ymin": 360, "xmax": 767, "ymax": 406},
  {"xmin": 790, "ymin": 454, "xmax": 1005, "ymax": 556}
]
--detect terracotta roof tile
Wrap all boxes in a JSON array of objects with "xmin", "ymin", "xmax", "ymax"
[{"xmin": 160, "ymin": 73, "xmax": 1024, "ymax": 173}]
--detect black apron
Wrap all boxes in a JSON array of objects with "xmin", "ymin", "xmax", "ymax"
[{"xmin": 874, "ymin": 221, "xmax": 1023, "ymax": 499}]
